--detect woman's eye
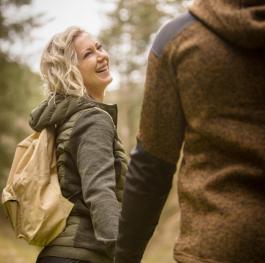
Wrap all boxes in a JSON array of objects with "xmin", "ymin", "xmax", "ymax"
[
  {"xmin": 97, "ymin": 45, "xmax": 103, "ymax": 50},
  {"xmin": 84, "ymin": 52, "xmax": 91, "ymax": 58}
]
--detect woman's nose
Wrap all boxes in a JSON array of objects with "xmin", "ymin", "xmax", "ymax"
[{"xmin": 97, "ymin": 50, "xmax": 108, "ymax": 62}]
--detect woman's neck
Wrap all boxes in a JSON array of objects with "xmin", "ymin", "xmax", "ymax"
[{"xmin": 86, "ymin": 91, "xmax": 105, "ymax": 103}]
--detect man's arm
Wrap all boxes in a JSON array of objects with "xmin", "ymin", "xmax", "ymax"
[
  {"xmin": 115, "ymin": 141, "xmax": 177, "ymax": 263},
  {"xmin": 115, "ymin": 12, "xmax": 196, "ymax": 263},
  {"xmin": 114, "ymin": 14, "xmax": 197, "ymax": 263}
]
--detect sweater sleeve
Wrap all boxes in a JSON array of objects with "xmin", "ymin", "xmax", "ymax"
[{"xmin": 70, "ymin": 107, "xmax": 120, "ymax": 256}]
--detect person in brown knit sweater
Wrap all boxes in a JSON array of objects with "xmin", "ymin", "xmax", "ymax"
[{"xmin": 115, "ymin": 0, "xmax": 265, "ymax": 263}]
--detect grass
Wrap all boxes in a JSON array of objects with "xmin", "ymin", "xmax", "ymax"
[{"xmin": 0, "ymin": 210, "xmax": 40, "ymax": 263}]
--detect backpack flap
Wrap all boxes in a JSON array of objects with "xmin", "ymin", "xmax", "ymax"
[
  {"xmin": 1, "ymin": 132, "xmax": 37, "ymax": 235},
  {"xmin": 2, "ymin": 186, "xmax": 18, "ymax": 232}
]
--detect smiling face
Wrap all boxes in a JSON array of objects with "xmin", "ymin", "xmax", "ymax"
[{"xmin": 74, "ymin": 32, "xmax": 112, "ymax": 100}]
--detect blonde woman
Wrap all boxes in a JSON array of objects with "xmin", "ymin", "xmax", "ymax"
[{"xmin": 30, "ymin": 26, "xmax": 127, "ymax": 263}]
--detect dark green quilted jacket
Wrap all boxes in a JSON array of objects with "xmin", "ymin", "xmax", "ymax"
[{"xmin": 29, "ymin": 94, "xmax": 128, "ymax": 263}]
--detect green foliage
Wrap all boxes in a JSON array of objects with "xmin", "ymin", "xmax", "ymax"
[
  {"xmin": 0, "ymin": 54, "xmax": 42, "ymax": 189},
  {"xmin": 0, "ymin": 0, "xmax": 39, "ymax": 42},
  {"xmin": 0, "ymin": 0, "xmax": 43, "ymax": 189},
  {"xmin": 100, "ymin": 0, "xmax": 182, "ymax": 73}
]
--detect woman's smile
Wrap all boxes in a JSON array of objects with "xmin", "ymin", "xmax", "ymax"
[{"xmin": 95, "ymin": 63, "xmax": 110, "ymax": 78}]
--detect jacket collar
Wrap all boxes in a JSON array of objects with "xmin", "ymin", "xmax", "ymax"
[
  {"xmin": 29, "ymin": 94, "xmax": 118, "ymax": 131},
  {"xmin": 90, "ymin": 99, "xmax": 118, "ymax": 126}
]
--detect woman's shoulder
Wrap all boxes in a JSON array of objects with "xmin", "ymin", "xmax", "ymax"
[
  {"xmin": 71, "ymin": 106, "xmax": 116, "ymax": 139},
  {"xmin": 77, "ymin": 106, "xmax": 115, "ymax": 126},
  {"xmin": 68, "ymin": 107, "xmax": 116, "ymax": 150}
]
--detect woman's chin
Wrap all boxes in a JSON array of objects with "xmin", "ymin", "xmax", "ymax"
[
  {"xmin": 95, "ymin": 74, "xmax": 112, "ymax": 86},
  {"xmin": 103, "ymin": 76, "xmax": 113, "ymax": 87},
  {"xmin": 108, "ymin": 76, "xmax": 113, "ymax": 84}
]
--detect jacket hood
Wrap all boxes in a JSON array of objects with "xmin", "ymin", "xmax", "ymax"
[
  {"xmin": 29, "ymin": 95, "xmax": 118, "ymax": 132},
  {"xmin": 190, "ymin": 0, "xmax": 265, "ymax": 49}
]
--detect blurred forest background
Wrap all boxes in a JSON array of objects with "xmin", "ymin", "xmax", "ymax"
[{"xmin": 0, "ymin": 0, "xmax": 190, "ymax": 262}]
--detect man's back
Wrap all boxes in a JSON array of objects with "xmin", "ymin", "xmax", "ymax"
[
  {"xmin": 174, "ymin": 5, "xmax": 265, "ymax": 262},
  {"xmin": 116, "ymin": 1, "xmax": 265, "ymax": 262}
]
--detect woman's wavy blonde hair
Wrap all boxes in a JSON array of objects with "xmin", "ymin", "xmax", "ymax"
[{"xmin": 40, "ymin": 26, "xmax": 88, "ymax": 97}]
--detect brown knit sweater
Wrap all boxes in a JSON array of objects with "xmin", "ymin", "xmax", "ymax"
[{"xmin": 116, "ymin": 1, "xmax": 265, "ymax": 263}]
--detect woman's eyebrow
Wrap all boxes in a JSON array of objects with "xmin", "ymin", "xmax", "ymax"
[
  {"xmin": 82, "ymin": 47, "xmax": 92, "ymax": 52},
  {"xmin": 80, "ymin": 47, "xmax": 92, "ymax": 56}
]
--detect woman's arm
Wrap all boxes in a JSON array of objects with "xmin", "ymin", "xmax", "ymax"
[{"xmin": 70, "ymin": 107, "xmax": 120, "ymax": 255}]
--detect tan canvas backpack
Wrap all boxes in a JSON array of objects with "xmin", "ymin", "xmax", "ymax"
[{"xmin": 1, "ymin": 128, "xmax": 74, "ymax": 247}]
